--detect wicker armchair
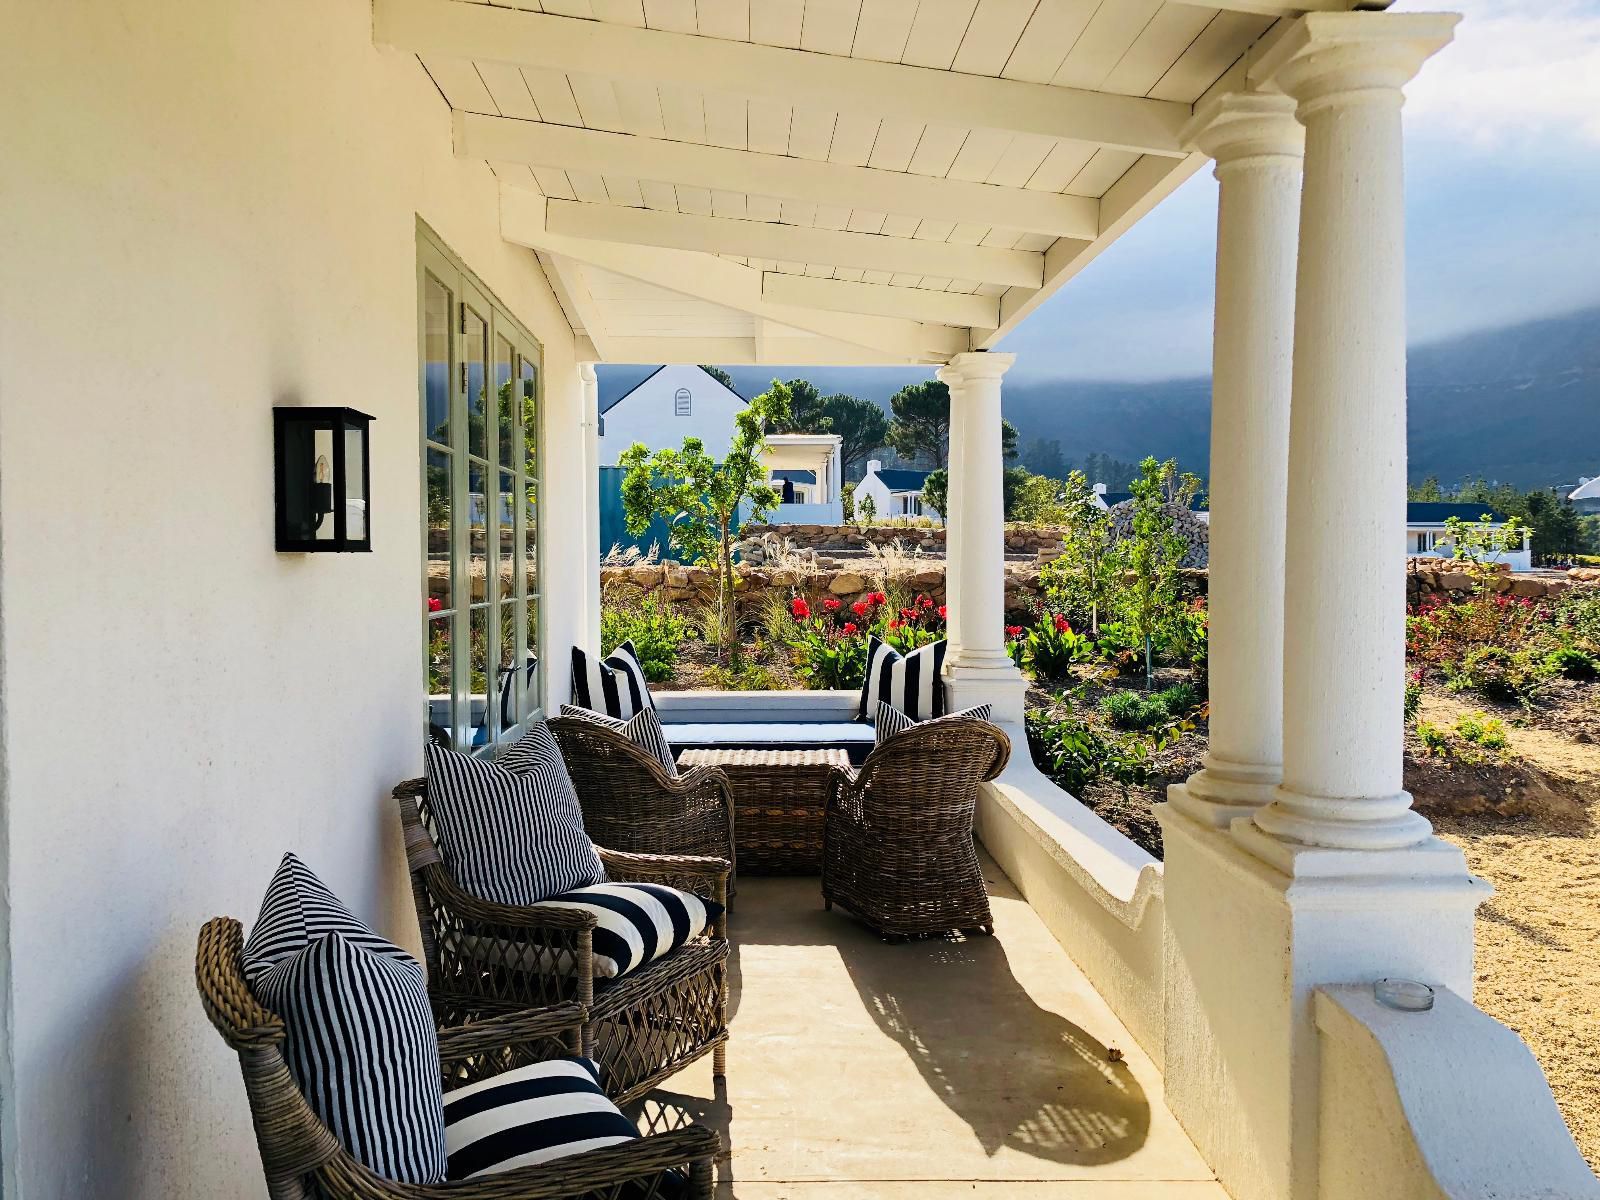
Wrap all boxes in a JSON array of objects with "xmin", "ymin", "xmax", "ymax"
[
  {"xmin": 549, "ymin": 716, "xmax": 737, "ymax": 890},
  {"xmin": 394, "ymin": 778, "xmax": 729, "ymax": 1106},
  {"xmin": 196, "ymin": 917, "xmax": 717, "ymax": 1200},
  {"xmin": 821, "ymin": 717, "xmax": 1011, "ymax": 940}
]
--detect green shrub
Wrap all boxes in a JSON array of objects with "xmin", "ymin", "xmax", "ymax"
[
  {"xmin": 1026, "ymin": 709, "xmax": 1150, "ymax": 795},
  {"xmin": 1415, "ymin": 720, "xmax": 1450, "ymax": 755},
  {"xmin": 1154, "ymin": 682, "xmax": 1199, "ymax": 716},
  {"xmin": 1453, "ymin": 711, "xmax": 1509, "ymax": 750},
  {"xmin": 702, "ymin": 660, "xmax": 780, "ymax": 691},
  {"xmin": 1404, "ymin": 672, "xmax": 1423, "ymax": 725},
  {"xmin": 1546, "ymin": 646, "xmax": 1598, "ymax": 680},
  {"xmin": 1445, "ymin": 645, "xmax": 1550, "ymax": 705},
  {"xmin": 1093, "ymin": 621, "xmax": 1146, "ymax": 676},
  {"xmin": 1018, "ymin": 614, "xmax": 1095, "ymax": 679},
  {"xmin": 600, "ymin": 594, "xmax": 695, "ymax": 682},
  {"xmin": 1099, "ymin": 690, "xmax": 1168, "ymax": 731}
]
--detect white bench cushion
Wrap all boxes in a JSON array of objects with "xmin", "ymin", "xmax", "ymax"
[{"xmin": 662, "ymin": 721, "xmax": 876, "ymax": 754}]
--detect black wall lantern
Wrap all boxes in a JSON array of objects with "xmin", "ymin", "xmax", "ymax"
[{"xmin": 274, "ymin": 407, "xmax": 375, "ymax": 553}]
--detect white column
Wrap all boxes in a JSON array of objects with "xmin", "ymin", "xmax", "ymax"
[
  {"xmin": 937, "ymin": 361, "xmax": 965, "ymax": 657},
  {"xmin": 1169, "ymin": 93, "xmax": 1302, "ymax": 827},
  {"xmin": 579, "ymin": 361, "xmax": 602, "ymax": 650},
  {"xmin": 943, "ymin": 351, "xmax": 1028, "ymax": 724},
  {"xmin": 1247, "ymin": 12, "xmax": 1459, "ymax": 858}
]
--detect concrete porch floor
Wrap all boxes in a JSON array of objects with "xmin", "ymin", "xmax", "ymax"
[{"xmin": 640, "ymin": 857, "xmax": 1224, "ymax": 1198}]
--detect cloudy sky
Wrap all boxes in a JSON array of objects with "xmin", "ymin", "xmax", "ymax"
[{"xmin": 1000, "ymin": 0, "xmax": 1600, "ymax": 382}]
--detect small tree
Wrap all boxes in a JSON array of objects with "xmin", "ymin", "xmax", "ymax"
[
  {"xmin": 920, "ymin": 469, "xmax": 946, "ymax": 521},
  {"xmin": 857, "ymin": 492, "xmax": 877, "ymax": 527},
  {"xmin": 1040, "ymin": 471, "xmax": 1117, "ymax": 635},
  {"xmin": 618, "ymin": 380, "xmax": 793, "ymax": 661},
  {"xmin": 819, "ymin": 393, "xmax": 889, "ymax": 475},
  {"xmin": 1112, "ymin": 457, "xmax": 1192, "ymax": 687},
  {"xmin": 1442, "ymin": 512, "xmax": 1531, "ymax": 590}
]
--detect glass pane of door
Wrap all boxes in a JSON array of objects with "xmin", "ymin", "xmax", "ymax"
[
  {"xmin": 423, "ymin": 273, "xmax": 452, "ymax": 445},
  {"xmin": 464, "ymin": 305, "xmax": 489, "ymax": 460}
]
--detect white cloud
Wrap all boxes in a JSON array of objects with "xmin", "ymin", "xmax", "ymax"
[{"xmin": 1401, "ymin": 0, "xmax": 1600, "ymax": 144}]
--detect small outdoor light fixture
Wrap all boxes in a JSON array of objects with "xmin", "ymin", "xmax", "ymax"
[
  {"xmin": 274, "ymin": 407, "xmax": 374, "ymax": 553},
  {"xmin": 1374, "ymin": 978, "xmax": 1435, "ymax": 1012}
]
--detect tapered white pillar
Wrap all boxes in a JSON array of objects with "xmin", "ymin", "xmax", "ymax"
[
  {"xmin": 1246, "ymin": 12, "xmax": 1460, "ymax": 858},
  {"xmin": 943, "ymin": 351, "xmax": 1027, "ymax": 724},
  {"xmin": 579, "ymin": 362, "xmax": 602, "ymax": 650},
  {"xmin": 936, "ymin": 361, "xmax": 965, "ymax": 658},
  {"xmin": 1169, "ymin": 94, "xmax": 1302, "ymax": 827},
  {"xmin": 1159, "ymin": 19, "xmax": 1485, "ymax": 1200}
]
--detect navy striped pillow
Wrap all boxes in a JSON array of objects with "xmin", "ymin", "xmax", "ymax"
[
  {"xmin": 858, "ymin": 637, "xmax": 947, "ymax": 722},
  {"xmin": 255, "ymin": 932, "xmax": 446, "ymax": 1184},
  {"xmin": 558, "ymin": 703, "xmax": 678, "ymax": 776},
  {"xmin": 442, "ymin": 1058, "xmax": 638, "ymax": 1180},
  {"xmin": 534, "ymin": 882, "xmax": 721, "ymax": 979},
  {"xmin": 242, "ymin": 852, "xmax": 417, "ymax": 986},
  {"xmin": 570, "ymin": 641, "xmax": 654, "ymax": 719},
  {"xmin": 874, "ymin": 701, "xmax": 993, "ymax": 746},
  {"xmin": 425, "ymin": 730, "xmax": 606, "ymax": 906}
]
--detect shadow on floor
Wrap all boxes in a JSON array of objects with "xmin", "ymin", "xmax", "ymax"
[{"xmin": 678, "ymin": 866, "xmax": 1151, "ymax": 1177}]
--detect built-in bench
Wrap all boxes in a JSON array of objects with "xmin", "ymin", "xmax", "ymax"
[{"xmin": 653, "ymin": 689, "xmax": 875, "ymax": 764}]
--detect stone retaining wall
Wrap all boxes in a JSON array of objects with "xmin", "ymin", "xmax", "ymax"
[{"xmin": 1406, "ymin": 559, "xmax": 1595, "ymax": 604}]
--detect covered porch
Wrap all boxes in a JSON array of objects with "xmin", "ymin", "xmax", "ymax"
[{"xmin": 5, "ymin": 2, "xmax": 1597, "ymax": 1200}]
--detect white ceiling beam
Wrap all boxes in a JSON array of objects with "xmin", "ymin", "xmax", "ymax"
[
  {"xmin": 537, "ymin": 250, "xmax": 616, "ymax": 360},
  {"xmin": 1172, "ymin": 0, "xmax": 1364, "ymax": 13},
  {"xmin": 457, "ymin": 114, "xmax": 1100, "ymax": 239},
  {"xmin": 501, "ymin": 186, "xmax": 965, "ymax": 363},
  {"xmin": 545, "ymin": 198, "xmax": 1044, "ymax": 288},
  {"xmin": 761, "ymin": 272, "xmax": 1002, "ymax": 330},
  {"xmin": 977, "ymin": 153, "xmax": 1208, "ymax": 350},
  {"xmin": 595, "ymin": 336, "xmax": 905, "ymax": 366},
  {"xmin": 377, "ymin": 0, "xmax": 1190, "ymax": 156}
]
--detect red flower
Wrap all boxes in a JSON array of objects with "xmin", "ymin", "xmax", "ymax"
[
  {"xmin": 937, "ymin": 605, "xmax": 948, "ymax": 620},
  {"xmin": 852, "ymin": 599, "xmax": 870, "ymax": 617},
  {"xmin": 823, "ymin": 597, "xmax": 842, "ymax": 611},
  {"xmin": 427, "ymin": 596, "xmax": 443, "ymax": 613},
  {"xmin": 888, "ymin": 619, "xmax": 901, "ymax": 631},
  {"xmin": 1053, "ymin": 614, "xmax": 1071, "ymax": 633},
  {"xmin": 919, "ymin": 595, "xmax": 934, "ymax": 609},
  {"xmin": 1005, "ymin": 625, "xmax": 1023, "ymax": 638},
  {"xmin": 900, "ymin": 607, "xmax": 916, "ymax": 620},
  {"xmin": 790, "ymin": 597, "xmax": 811, "ymax": 619},
  {"xmin": 843, "ymin": 622, "xmax": 859, "ymax": 634},
  {"xmin": 869, "ymin": 591, "xmax": 888, "ymax": 605}
]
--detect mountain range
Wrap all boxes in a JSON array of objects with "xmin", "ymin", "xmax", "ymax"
[{"xmin": 711, "ymin": 305, "xmax": 1600, "ymax": 490}]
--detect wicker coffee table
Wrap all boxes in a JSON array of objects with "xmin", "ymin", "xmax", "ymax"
[{"xmin": 676, "ymin": 747, "xmax": 852, "ymax": 875}]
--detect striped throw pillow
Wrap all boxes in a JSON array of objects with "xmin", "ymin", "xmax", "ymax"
[
  {"xmin": 442, "ymin": 1058, "xmax": 640, "ymax": 1180},
  {"xmin": 254, "ymin": 931, "xmax": 446, "ymax": 1184},
  {"xmin": 875, "ymin": 701, "xmax": 994, "ymax": 745},
  {"xmin": 570, "ymin": 641, "xmax": 654, "ymax": 719},
  {"xmin": 858, "ymin": 636, "xmax": 947, "ymax": 722},
  {"xmin": 559, "ymin": 703, "xmax": 678, "ymax": 776},
  {"xmin": 242, "ymin": 852, "xmax": 418, "ymax": 987},
  {"xmin": 535, "ymin": 882, "xmax": 721, "ymax": 979},
  {"xmin": 425, "ymin": 731, "xmax": 606, "ymax": 906}
]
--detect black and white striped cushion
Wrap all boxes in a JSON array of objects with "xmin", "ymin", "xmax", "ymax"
[
  {"xmin": 254, "ymin": 931, "xmax": 446, "ymax": 1184},
  {"xmin": 425, "ymin": 730, "xmax": 606, "ymax": 906},
  {"xmin": 570, "ymin": 641, "xmax": 654, "ymax": 719},
  {"xmin": 535, "ymin": 882, "xmax": 720, "ymax": 979},
  {"xmin": 858, "ymin": 636, "xmax": 948, "ymax": 722},
  {"xmin": 875, "ymin": 701, "xmax": 993, "ymax": 745},
  {"xmin": 242, "ymin": 852, "xmax": 418, "ymax": 986},
  {"xmin": 442, "ymin": 1058, "xmax": 639, "ymax": 1180},
  {"xmin": 558, "ymin": 704, "xmax": 678, "ymax": 777}
]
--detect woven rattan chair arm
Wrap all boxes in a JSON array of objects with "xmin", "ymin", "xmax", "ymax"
[
  {"xmin": 436, "ymin": 1003, "xmax": 587, "ymax": 1066},
  {"xmin": 196, "ymin": 917, "xmax": 286, "ymax": 1050},
  {"xmin": 424, "ymin": 866, "xmax": 599, "ymax": 933},
  {"xmin": 595, "ymin": 846, "xmax": 731, "ymax": 886},
  {"xmin": 669, "ymin": 764, "xmax": 733, "ymax": 800}
]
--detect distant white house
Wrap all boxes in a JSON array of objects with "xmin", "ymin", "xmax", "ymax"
[
  {"xmin": 1404, "ymin": 502, "xmax": 1531, "ymax": 571},
  {"xmin": 1092, "ymin": 481, "xmax": 1211, "ymax": 525},
  {"xmin": 857, "ymin": 459, "xmax": 942, "ymax": 523},
  {"xmin": 1569, "ymin": 476, "xmax": 1600, "ymax": 514},
  {"xmin": 597, "ymin": 364, "xmax": 746, "ymax": 465},
  {"xmin": 762, "ymin": 433, "xmax": 844, "ymax": 525}
]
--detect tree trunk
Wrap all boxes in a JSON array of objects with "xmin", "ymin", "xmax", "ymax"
[{"xmin": 718, "ymin": 518, "xmax": 737, "ymax": 664}]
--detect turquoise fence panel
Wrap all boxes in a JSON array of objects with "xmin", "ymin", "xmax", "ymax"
[{"xmin": 595, "ymin": 466, "xmax": 753, "ymax": 562}]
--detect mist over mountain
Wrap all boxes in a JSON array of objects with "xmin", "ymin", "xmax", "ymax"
[{"xmin": 602, "ymin": 305, "xmax": 1600, "ymax": 490}]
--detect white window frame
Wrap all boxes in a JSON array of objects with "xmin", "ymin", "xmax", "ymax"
[{"xmin": 418, "ymin": 224, "xmax": 544, "ymax": 756}]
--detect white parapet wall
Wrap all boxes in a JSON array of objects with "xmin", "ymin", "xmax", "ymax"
[
  {"xmin": 975, "ymin": 725, "xmax": 1168, "ymax": 1065},
  {"xmin": 1316, "ymin": 984, "xmax": 1600, "ymax": 1200}
]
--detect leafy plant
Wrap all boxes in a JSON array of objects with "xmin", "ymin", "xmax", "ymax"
[
  {"xmin": 1025, "ymin": 708, "xmax": 1151, "ymax": 797},
  {"xmin": 1099, "ymin": 690, "xmax": 1169, "ymax": 731},
  {"xmin": 1092, "ymin": 621, "xmax": 1145, "ymax": 676},
  {"xmin": 1445, "ymin": 644, "xmax": 1552, "ymax": 705},
  {"xmin": 1415, "ymin": 720, "xmax": 1450, "ymax": 755},
  {"xmin": 600, "ymin": 593, "xmax": 694, "ymax": 682},
  {"xmin": 1015, "ymin": 613, "xmax": 1094, "ymax": 679},
  {"xmin": 701, "ymin": 660, "xmax": 781, "ymax": 691},
  {"xmin": 619, "ymin": 380, "xmax": 792, "ymax": 661},
  {"xmin": 1404, "ymin": 670, "xmax": 1424, "ymax": 725},
  {"xmin": 1453, "ymin": 711, "xmax": 1509, "ymax": 751},
  {"xmin": 1154, "ymin": 682, "xmax": 1199, "ymax": 715},
  {"xmin": 1546, "ymin": 646, "xmax": 1598, "ymax": 680},
  {"xmin": 1037, "ymin": 470, "xmax": 1118, "ymax": 634},
  {"xmin": 1109, "ymin": 457, "xmax": 1197, "ymax": 686}
]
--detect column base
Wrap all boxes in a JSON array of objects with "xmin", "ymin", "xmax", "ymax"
[
  {"xmin": 1167, "ymin": 753, "xmax": 1282, "ymax": 828},
  {"xmin": 1250, "ymin": 784, "xmax": 1434, "ymax": 856},
  {"xmin": 1157, "ymin": 802, "xmax": 1489, "ymax": 1200},
  {"xmin": 943, "ymin": 659, "xmax": 1029, "ymax": 725}
]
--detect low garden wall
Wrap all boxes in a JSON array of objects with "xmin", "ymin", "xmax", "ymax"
[
  {"xmin": 738, "ymin": 522, "xmax": 1068, "ymax": 559},
  {"xmin": 1407, "ymin": 559, "xmax": 1593, "ymax": 603}
]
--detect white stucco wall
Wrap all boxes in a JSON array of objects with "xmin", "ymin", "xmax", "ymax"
[
  {"xmin": 0, "ymin": 3, "xmax": 581, "ymax": 1196},
  {"xmin": 596, "ymin": 365, "xmax": 747, "ymax": 464}
]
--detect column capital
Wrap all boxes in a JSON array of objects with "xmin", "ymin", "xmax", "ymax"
[
  {"xmin": 1250, "ymin": 12, "xmax": 1459, "ymax": 114},
  {"xmin": 942, "ymin": 351, "xmax": 1015, "ymax": 385},
  {"xmin": 578, "ymin": 361, "xmax": 598, "ymax": 384},
  {"xmin": 1183, "ymin": 91, "xmax": 1303, "ymax": 167}
]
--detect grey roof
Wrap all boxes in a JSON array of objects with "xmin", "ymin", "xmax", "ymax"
[
  {"xmin": 771, "ymin": 469, "xmax": 816, "ymax": 483},
  {"xmin": 871, "ymin": 467, "xmax": 932, "ymax": 491},
  {"xmin": 1100, "ymin": 491, "xmax": 1207, "ymax": 511},
  {"xmin": 1406, "ymin": 502, "xmax": 1510, "ymax": 524}
]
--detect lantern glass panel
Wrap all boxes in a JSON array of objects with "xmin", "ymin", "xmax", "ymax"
[
  {"xmin": 313, "ymin": 424, "xmax": 336, "ymax": 543},
  {"xmin": 344, "ymin": 424, "xmax": 368, "ymax": 543}
]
